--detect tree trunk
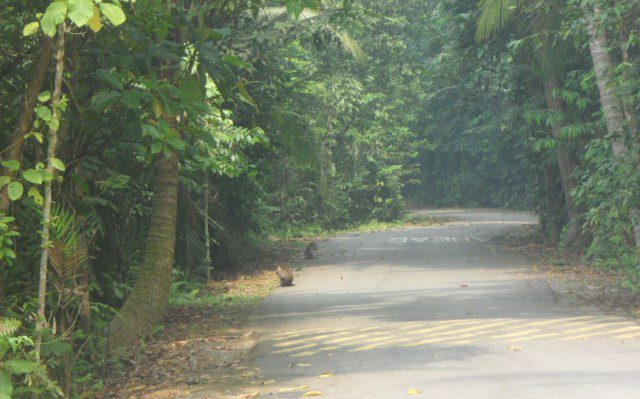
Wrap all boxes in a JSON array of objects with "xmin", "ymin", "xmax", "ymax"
[
  {"xmin": 543, "ymin": 72, "xmax": 582, "ymax": 248},
  {"xmin": 619, "ymin": 22, "xmax": 638, "ymax": 135},
  {"xmin": 204, "ymin": 184, "xmax": 212, "ymax": 283},
  {"xmin": 35, "ymin": 24, "xmax": 65, "ymax": 359},
  {"xmin": 541, "ymin": 158, "xmax": 564, "ymax": 243},
  {"xmin": 108, "ymin": 152, "xmax": 179, "ymax": 348},
  {"xmin": 0, "ymin": 37, "xmax": 53, "ymax": 213},
  {"xmin": 584, "ymin": 4, "xmax": 640, "ymax": 247}
]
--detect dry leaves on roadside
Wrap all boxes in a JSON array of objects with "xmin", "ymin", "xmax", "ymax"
[
  {"xmin": 408, "ymin": 389, "xmax": 423, "ymax": 394},
  {"xmin": 317, "ymin": 372, "xmax": 332, "ymax": 378},
  {"xmin": 302, "ymin": 391, "xmax": 323, "ymax": 397},
  {"xmin": 277, "ymin": 385, "xmax": 309, "ymax": 393}
]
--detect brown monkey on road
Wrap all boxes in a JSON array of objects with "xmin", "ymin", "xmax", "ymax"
[
  {"xmin": 276, "ymin": 265, "xmax": 294, "ymax": 286},
  {"xmin": 304, "ymin": 242, "xmax": 317, "ymax": 259}
]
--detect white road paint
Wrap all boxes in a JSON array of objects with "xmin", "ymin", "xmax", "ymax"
[{"xmin": 390, "ymin": 236, "xmax": 482, "ymax": 243}]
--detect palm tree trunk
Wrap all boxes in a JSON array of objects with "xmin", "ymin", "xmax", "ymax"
[
  {"xmin": 35, "ymin": 24, "xmax": 65, "ymax": 359},
  {"xmin": 108, "ymin": 151, "xmax": 179, "ymax": 347},
  {"xmin": 543, "ymin": 72, "xmax": 581, "ymax": 248},
  {"xmin": 0, "ymin": 37, "xmax": 52, "ymax": 213},
  {"xmin": 584, "ymin": 4, "xmax": 640, "ymax": 247}
]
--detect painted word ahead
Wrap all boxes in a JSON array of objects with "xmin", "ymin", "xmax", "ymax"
[{"xmin": 390, "ymin": 236, "xmax": 481, "ymax": 243}]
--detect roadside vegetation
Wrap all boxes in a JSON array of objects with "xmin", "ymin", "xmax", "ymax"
[{"xmin": 1, "ymin": 0, "xmax": 639, "ymax": 396}]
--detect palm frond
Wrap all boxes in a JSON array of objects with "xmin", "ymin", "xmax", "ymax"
[
  {"xmin": 253, "ymin": 6, "xmax": 366, "ymax": 63},
  {"xmin": 476, "ymin": 0, "xmax": 521, "ymax": 41},
  {"xmin": 335, "ymin": 32, "xmax": 366, "ymax": 63}
]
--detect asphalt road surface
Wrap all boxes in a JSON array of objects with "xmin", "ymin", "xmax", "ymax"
[{"xmin": 250, "ymin": 210, "xmax": 640, "ymax": 398}]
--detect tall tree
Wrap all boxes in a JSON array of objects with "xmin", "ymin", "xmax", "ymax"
[
  {"xmin": 477, "ymin": 0, "xmax": 583, "ymax": 247},
  {"xmin": 108, "ymin": 152, "xmax": 179, "ymax": 346},
  {"xmin": 0, "ymin": 38, "xmax": 52, "ymax": 213},
  {"xmin": 582, "ymin": 1, "xmax": 640, "ymax": 246}
]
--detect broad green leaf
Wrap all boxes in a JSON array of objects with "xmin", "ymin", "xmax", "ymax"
[
  {"xmin": 96, "ymin": 70, "xmax": 123, "ymax": 90},
  {"xmin": 121, "ymin": 92, "xmax": 140, "ymax": 109},
  {"xmin": 178, "ymin": 74, "xmax": 205, "ymax": 104},
  {"xmin": 1, "ymin": 160, "xmax": 20, "ymax": 171},
  {"xmin": 166, "ymin": 136, "xmax": 185, "ymax": 151},
  {"xmin": 222, "ymin": 54, "xmax": 252, "ymax": 69},
  {"xmin": 0, "ymin": 176, "xmax": 10, "ymax": 189},
  {"xmin": 99, "ymin": 3, "xmax": 126, "ymax": 26},
  {"xmin": 91, "ymin": 90, "xmax": 121, "ymax": 109},
  {"xmin": 152, "ymin": 99, "xmax": 163, "ymax": 118},
  {"xmin": 48, "ymin": 116, "xmax": 60, "ymax": 132},
  {"xmin": 23, "ymin": 22, "xmax": 40, "ymax": 36},
  {"xmin": 150, "ymin": 142, "xmax": 163, "ymax": 154},
  {"xmin": 0, "ymin": 370, "xmax": 12, "ymax": 399},
  {"xmin": 68, "ymin": 0, "xmax": 94, "ymax": 27},
  {"xmin": 51, "ymin": 158, "xmax": 66, "ymax": 171},
  {"xmin": 142, "ymin": 124, "xmax": 161, "ymax": 139},
  {"xmin": 87, "ymin": 6, "xmax": 102, "ymax": 32},
  {"xmin": 40, "ymin": 1, "xmax": 68, "ymax": 37},
  {"xmin": 4, "ymin": 359, "xmax": 40, "ymax": 374},
  {"xmin": 28, "ymin": 187, "xmax": 44, "ymax": 206},
  {"xmin": 7, "ymin": 182, "xmax": 23, "ymax": 201},
  {"xmin": 36, "ymin": 106, "xmax": 52, "ymax": 122},
  {"xmin": 23, "ymin": 169, "xmax": 43, "ymax": 184},
  {"xmin": 237, "ymin": 84, "xmax": 256, "ymax": 107},
  {"xmin": 38, "ymin": 91, "xmax": 51, "ymax": 102}
]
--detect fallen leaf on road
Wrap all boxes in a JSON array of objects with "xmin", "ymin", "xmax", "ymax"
[
  {"xmin": 460, "ymin": 284, "xmax": 469, "ymax": 288},
  {"xmin": 240, "ymin": 392, "xmax": 258, "ymax": 399},
  {"xmin": 277, "ymin": 385, "xmax": 309, "ymax": 393},
  {"xmin": 317, "ymin": 372, "xmax": 332, "ymax": 378},
  {"xmin": 303, "ymin": 391, "xmax": 323, "ymax": 397},
  {"xmin": 408, "ymin": 389, "xmax": 423, "ymax": 394},
  {"xmin": 508, "ymin": 345, "xmax": 522, "ymax": 352}
]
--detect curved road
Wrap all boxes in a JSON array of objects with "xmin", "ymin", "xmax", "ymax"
[{"xmin": 250, "ymin": 210, "xmax": 640, "ymax": 398}]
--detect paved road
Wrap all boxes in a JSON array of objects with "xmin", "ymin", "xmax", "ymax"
[{"xmin": 250, "ymin": 210, "xmax": 640, "ymax": 398}]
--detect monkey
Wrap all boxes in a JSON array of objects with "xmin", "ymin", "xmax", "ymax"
[
  {"xmin": 304, "ymin": 242, "xmax": 318, "ymax": 260},
  {"xmin": 276, "ymin": 265, "xmax": 294, "ymax": 287}
]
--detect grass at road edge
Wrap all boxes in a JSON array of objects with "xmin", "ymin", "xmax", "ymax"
[{"xmin": 269, "ymin": 212, "xmax": 457, "ymax": 243}]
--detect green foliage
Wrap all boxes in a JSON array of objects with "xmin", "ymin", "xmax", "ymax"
[
  {"xmin": 2, "ymin": 0, "xmax": 640, "ymax": 393},
  {"xmin": 0, "ymin": 318, "xmax": 62, "ymax": 398}
]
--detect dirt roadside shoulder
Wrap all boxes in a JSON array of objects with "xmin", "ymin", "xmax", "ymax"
[{"xmin": 497, "ymin": 225, "xmax": 640, "ymax": 318}]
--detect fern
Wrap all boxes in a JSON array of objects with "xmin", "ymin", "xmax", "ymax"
[{"xmin": 0, "ymin": 317, "xmax": 21, "ymax": 337}]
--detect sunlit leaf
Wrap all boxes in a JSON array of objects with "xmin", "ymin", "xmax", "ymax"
[
  {"xmin": 7, "ymin": 182, "xmax": 23, "ymax": 201},
  {"xmin": 99, "ymin": 2, "xmax": 126, "ymax": 26},
  {"xmin": 40, "ymin": 1, "xmax": 68, "ymax": 37},
  {"xmin": 87, "ymin": 6, "xmax": 102, "ymax": 32},
  {"xmin": 1, "ymin": 160, "xmax": 20, "ymax": 171},
  {"xmin": 51, "ymin": 158, "xmax": 66, "ymax": 171},
  {"xmin": 23, "ymin": 22, "xmax": 40, "ymax": 36},
  {"xmin": 68, "ymin": 0, "xmax": 94, "ymax": 27}
]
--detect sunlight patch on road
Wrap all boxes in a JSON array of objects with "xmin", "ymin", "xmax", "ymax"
[{"xmin": 268, "ymin": 316, "xmax": 640, "ymax": 357}]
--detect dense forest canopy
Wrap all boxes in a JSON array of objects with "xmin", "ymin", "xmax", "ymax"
[{"xmin": 0, "ymin": 0, "xmax": 639, "ymax": 396}]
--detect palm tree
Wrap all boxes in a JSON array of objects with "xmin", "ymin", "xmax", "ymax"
[
  {"xmin": 108, "ymin": 1, "xmax": 365, "ymax": 347},
  {"xmin": 477, "ymin": 0, "xmax": 583, "ymax": 248},
  {"xmin": 108, "ymin": 152, "xmax": 179, "ymax": 346}
]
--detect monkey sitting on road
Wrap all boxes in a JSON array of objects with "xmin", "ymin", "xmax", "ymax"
[
  {"xmin": 276, "ymin": 265, "xmax": 294, "ymax": 286},
  {"xmin": 304, "ymin": 242, "xmax": 318, "ymax": 260}
]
